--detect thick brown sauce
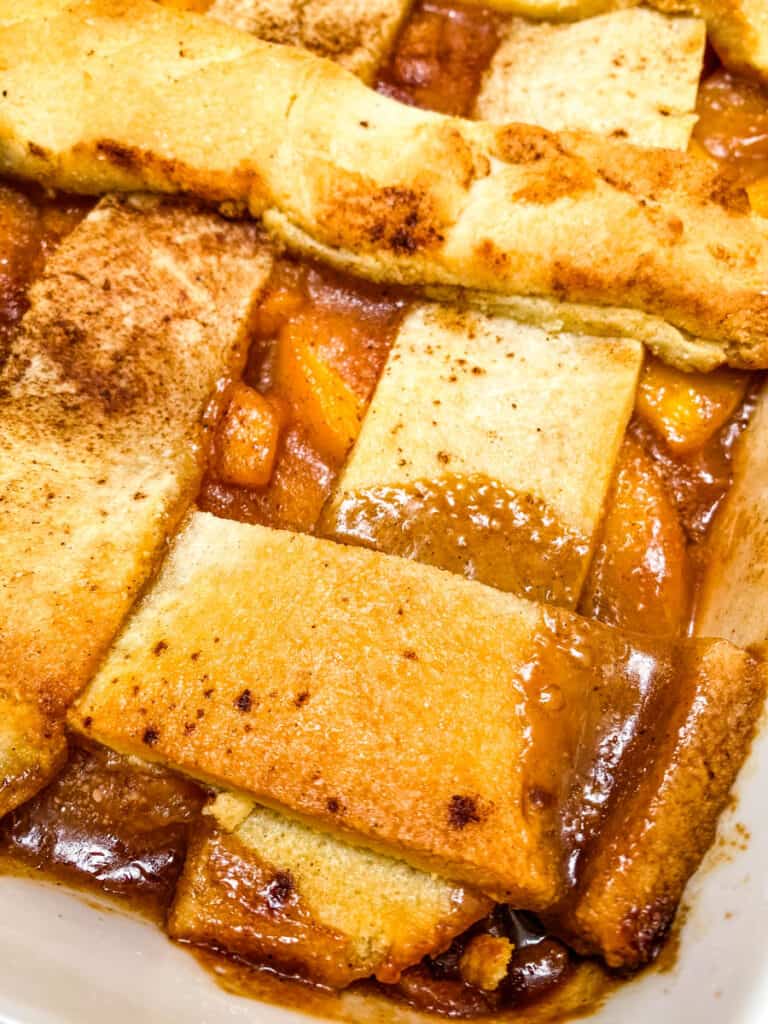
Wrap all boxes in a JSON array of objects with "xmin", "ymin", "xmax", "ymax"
[
  {"xmin": 694, "ymin": 69, "xmax": 768, "ymax": 183},
  {"xmin": 199, "ymin": 259, "xmax": 406, "ymax": 532},
  {"xmin": 375, "ymin": 1, "xmax": 501, "ymax": 116},
  {"xmin": 320, "ymin": 474, "xmax": 590, "ymax": 606},
  {"xmin": 0, "ymin": 740, "xmax": 205, "ymax": 922},
  {"xmin": 0, "ymin": 6, "xmax": 766, "ymax": 1024}
]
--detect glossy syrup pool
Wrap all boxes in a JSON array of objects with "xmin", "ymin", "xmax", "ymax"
[
  {"xmin": 320, "ymin": 473, "xmax": 591, "ymax": 606},
  {"xmin": 0, "ymin": 3, "xmax": 766, "ymax": 1023}
]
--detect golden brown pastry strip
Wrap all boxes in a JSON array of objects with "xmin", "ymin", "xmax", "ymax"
[
  {"xmin": 320, "ymin": 303, "xmax": 642, "ymax": 605},
  {"xmin": 1, "ymin": 1, "xmax": 768, "ymax": 365},
  {"xmin": 70, "ymin": 512, "xmax": 760, "ymax": 923},
  {"xmin": 207, "ymin": 0, "xmax": 413, "ymax": 82},
  {"xmin": 693, "ymin": 0, "xmax": 768, "ymax": 83},
  {"xmin": 169, "ymin": 801, "xmax": 491, "ymax": 988},
  {"xmin": 548, "ymin": 642, "xmax": 766, "ymax": 968},
  {"xmin": 451, "ymin": 0, "xmax": 634, "ymax": 17},
  {"xmin": 459, "ymin": 0, "xmax": 768, "ymax": 84},
  {"xmin": 474, "ymin": 7, "xmax": 705, "ymax": 149},
  {"xmin": 0, "ymin": 194, "xmax": 272, "ymax": 810}
]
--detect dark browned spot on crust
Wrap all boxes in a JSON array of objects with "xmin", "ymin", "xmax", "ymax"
[
  {"xmin": 326, "ymin": 797, "xmax": 343, "ymax": 815},
  {"xmin": 142, "ymin": 727, "xmax": 159, "ymax": 747},
  {"xmin": 513, "ymin": 158, "xmax": 594, "ymax": 204},
  {"xmin": 86, "ymin": 140, "xmax": 267, "ymax": 205},
  {"xmin": 475, "ymin": 238, "xmax": 510, "ymax": 274},
  {"xmin": 152, "ymin": 639, "xmax": 168, "ymax": 656},
  {"xmin": 707, "ymin": 170, "xmax": 749, "ymax": 214},
  {"xmin": 293, "ymin": 690, "xmax": 310, "ymax": 707},
  {"xmin": 235, "ymin": 689, "xmax": 252, "ymax": 713},
  {"xmin": 402, "ymin": 648, "xmax": 418, "ymax": 660},
  {"xmin": 549, "ymin": 259, "xmax": 609, "ymax": 301},
  {"xmin": 448, "ymin": 794, "xmax": 481, "ymax": 830},
  {"xmin": 27, "ymin": 141, "xmax": 47, "ymax": 159},
  {"xmin": 328, "ymin": 184, "xmax": 446, "ymax": 256},
  {"xmin": 83, "ymin": 716, "xmax": 92, "ymax": 729},
  {"xmin": 496, "ymin": 124, "xmax": 565, "ymax": 165},
  {"xmin": 95, "ymin": 140, "xmax": 142, "ymax": 172}
]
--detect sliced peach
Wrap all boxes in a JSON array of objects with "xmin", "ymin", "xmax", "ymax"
[
  {"xmin": 580, "ymin": 435, "xmax": 691, "ymax": 637},
  {"xmin": 214, "ymin": 384, "xmax": 283, "ymax": 489},
  {"xmin": 636, "ymin": 357, "xmax": 750, "ymax": 454},
  {"xmin": 276, "ymin": 314, "xmax": 366, "ymax": 463},
  {"xmin": 252, "ymin": 264, "xmax": 306, "ymax": 339}
]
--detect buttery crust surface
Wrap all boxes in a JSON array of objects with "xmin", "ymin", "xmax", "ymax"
[
  {"xmin": 170, "ymin": 804, "xmax": 491, "ymax": 987},
  {"xmin": 654, "ymin": 1, "xmax": 768, "ymax": 83},
  {"xmin": 321, "ymin": 302, "xmax": 641, "ymax": 606},
  {"xmin": 465, "ymin": 0, "xmax": 768, "ymax": 83},
  {"xmin": 457, "ymin": 0, "xmax": 636, "ymax": 16},
  {"xmin": 70, "ymin": 512, "xmax": 759, "ymax": 915},
  {"xmin": 0, "ymin": 195, "xmax": 272, "ymax": 807},
  {"xmin": 474, "ymin": 8, "xmax": 704, "ymax": 150},
  {"xmin": 71, "ymin": 513, "xmax": 558, "ymax": 906},
  {"xmin": 2, "ymin": 1, "xmax": 768, "ymax": 365},
  {"xmin": 208, "ymin": 0, "xmax": 411, "ymax": 82}
]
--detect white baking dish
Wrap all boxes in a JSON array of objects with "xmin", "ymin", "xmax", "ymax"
[{"xmin": 0, "ymin": 716, "xmax": 765, "ymax": 1024}]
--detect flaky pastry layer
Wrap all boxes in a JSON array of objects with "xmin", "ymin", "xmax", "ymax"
[
  {"xmin": 1, "ymin": 1, "xmax": 768, "ymax": 365},
  {"xmin": 170, "ymin": 802, "xmax": 490, "ymax": 987},
  {"xmin": 70, "ymin": 512, "xmax": 761, "ymax": 927},
  {"xmin": 0, "ymin": 194, "xmax": 272, "ymax": 808},
  {"xmin": 462, "ymin": 0, "xmax": 768, "ymax": 83}
]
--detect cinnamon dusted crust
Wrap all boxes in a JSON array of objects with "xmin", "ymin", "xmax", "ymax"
[
  {"xmin": 207, "ymin": 0, "xmax": 412, "ymax": 82},
  {"xmin": 70, "ymin": 513, "xmax": 561, "ymax": 907},
  {"xmin": 474, "ymin": 7, "xmax": 705, "ymax": 150},
  {"xmin": 320, "ymin": 302, "xmax": 641, "ymax": 606},
  {"xmin": 0, "ymin": 689, "xmax": 67, "ymax": 819},
  {"xmin": 456, "ymin": 0, "xmax": 636, "ymax": 17},
  {"xmin": 70, "ymin": 512, "xmax": 761, "ymax": 934},
  {"xmin": 653, "ymin": 1, "xmax": 768, "ymax": 83},
  {"xmin": 2, "ymin": 2, "xmax": 768, "ymax": 366},
  {"xmin": 463, "ymin": 1, "xmax": 768, "ymax": 83},
  {"xmin": 0, "ymin": 194, "xmax": 272, "ymax": 809}
]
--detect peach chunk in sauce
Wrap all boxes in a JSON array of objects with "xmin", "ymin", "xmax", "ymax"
[
  {"xmin": 214, "ymin": 384, "xmax": 284, "ymax": 489},
  {"xmin": 580, "ymin": 434, "xmax": 691, "ymax": 637},
  {"xmin": 375, "ymin": 0, "xmax": 500, "ymax": 116},
  {"xmin": 636, "ymin": 358, "xmax": 750, "ymax": 454},
  {"xmin": 200, "ymin": 261, "xmax": 403, "ymax": 532},
  {"xmin": 694, "ymin": 68, "xmax": 768, "ymax": 184}
]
